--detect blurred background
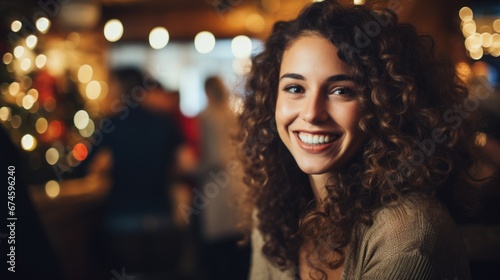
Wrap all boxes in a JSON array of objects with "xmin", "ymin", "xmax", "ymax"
[{"xmin": 0, "ymin": 0, "xmax": 499, "ymax": 279}]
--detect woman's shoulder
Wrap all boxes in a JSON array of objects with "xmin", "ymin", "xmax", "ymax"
[
  {"xmin": 348, "ymin": 193, "xmax": 471, "ymax": 279},
  {"xmin": 366, "ymin": 194, "xmax": 458, "ymax": 250},
  {"xmin": 373, "ymin": 194, "xmax": 451, "ymax": 231}
]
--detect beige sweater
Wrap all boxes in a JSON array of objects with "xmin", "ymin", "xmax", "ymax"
[{"xmin": 250, "ymin": 195, "xmax": 471, "ymax": 280}]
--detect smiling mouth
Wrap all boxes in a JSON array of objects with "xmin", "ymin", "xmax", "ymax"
[{"xmin": 297, "ymin": 132, "xmax": 340, "ymax": 145}]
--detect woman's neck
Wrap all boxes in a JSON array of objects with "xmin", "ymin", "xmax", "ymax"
[{"xmin": 308, "ymin": 174, "xmax": 332, "ymax": 203}]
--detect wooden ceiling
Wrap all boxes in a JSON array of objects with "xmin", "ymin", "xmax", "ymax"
[
  {"xmin": 97, "ymin": 0, "xmax": 311, "ymax": 40},
  {"xmin": 4, "ymin": 0, "xmax": 476, "ymax": 47}
]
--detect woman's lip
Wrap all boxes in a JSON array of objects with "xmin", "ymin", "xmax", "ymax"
[{"xmin": 293, "ymin": 132, "xmax": 339, "ymax": 153}]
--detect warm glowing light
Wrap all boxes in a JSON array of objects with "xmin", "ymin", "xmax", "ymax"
[
  {"xmin": 45, "ymin": 148, "xmax": 59, "ymax": 165},
  {"xmin": 36, "ymin": 118, "xmax": 48, "ymax": 134},
  {"xmin": 13, "ymin": 46, "xmax": 24, "ymax": 58},
  {"xmin": 245, "ymin": 14, "xmax": 265, "ymax": 33},
  {"xmin": 79, "ymin": 119, "xmax": 95, "ymax": 137},
  {"xmin": 481, "ymin": 33, "xmax": 492, "ymax": 48},
  {"xmin": 354, "ymin": 0, "xmax": 365, "ymax": 5},
  {"xmin": 11, "ymin": 20, "xmax": 22, "ymax": 32},
  {"xmin": 461, "ymin": 20, "xmax": 476, "ymax": 37},
  {"xmin": 194, "ymin": 31, "xmax": 216, "ymax": 54},
  {"xmin": 74, "ymin": 110, "xmax": 90, "ymax": 129},
  {"xmin": 479, "ymin": 26, "xmax": 492, "ymax": 34},
  {"xmin": 3, "ymin": 53, "xmax": 13, "ymax": 65},
  {"xmin": 45, "ymin": 180, "xmax": 60, "ymax": 198},
  {"xmin": 35, "ymin": 54, "xmax": 47, "ymax": 68},
  {"xmin": 0, "ymin": 107, "xmax": 11, "ymax": 121},
  {"xmin": 72, "ymin": 143, "xmax": 88, "ymax": 161},
  {"xmin": 9, "ymin": 82, "xmax": 20, "ymax": 96},
  {"xmin": 21, "ymin": 134, "xmax": 37, "ymax": 151},
  {"xmin": 78, "ymin": 64, "xmax": 93, "ymax": 83},
  {"xmin": 455, "ymin": 62, "xmax": 472, "ymax": 82},
  {"xmin": 470, "ymin": 48, "xmax": 483, "ymax": 60},
  {"xmin": 22, "ymin": 95, "xmax": 35, "ymax": 110},
  {"xmin": 231, "ymin": 35, "xmax": 253, "ymax": 58},
  {"xmin": 149, "ymin": 27, "xmax": 169, "ymax": 49},
  {"xmin": 104, "ymin": 19, "xmax": 124, "ymax": 42},
  {"xmin": 86, "ymin": 81, "xmax": 101, "ymax": 100},
  {"xmin": 48, "ymin": 120, "xmax": 63, "ymax": 138},
  {"xmin": 27, "ymin": 88, "xmax": 39, "ymax": 101},
  {"xmin": 20, "ymin": 58, "xmax": 32, "ymax": 72},
  {"xmin": 459, "ymin": 7, "xmax": 473, "ymax": 21},
  {"xmin": 494, "ymin": 19, "xmax": 500, "ymax": 33},
  {"xmin": 465, "ymin": 33, "xmax": 482, "ymax": 51},
  {"xmin": 36, "ymin": 17, "xmax": 51, "ymax": 34},
  {"xmin": 26, "ymin": 35, "xmax": 38, "ymax": 49},
  {"xmin": 492, "ymin": 34, "xmax": 500, "ymax": 48}
]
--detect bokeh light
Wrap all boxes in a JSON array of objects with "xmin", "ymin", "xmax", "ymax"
[
  {"xmin": 459, "ymin": 7, "xmax": 473, "ymax": 21},
  {"xmin": 20, "ymin": 58, "xmax": 32, "ymax": 72},
  {"xmin": 36, "ymin": 17, "xmax": 51, "ymax": 34},
  {"xmin": 0, "ymin": 107, "xmax": 11, "ymax": 121},
  {"xmin": 74, "ymin": 110, "xmax": 90, "ymax": 130},
  {"xmin": 9, "ymin": 82, "xmax": 20, "ymax": 96},
  {"xmin": 35, "ymin": 54, "xmax": 47, "ymax": 68},
  {"xmin": 21, "ymin": 134, "xmax": 37, "ymax": 151},
  {"xmin": 194, "ymin": 31, "xmax": 216, "ymax": 54},
  {"xmin": 45, "ymin": 180, "xmax": 60, "ymax": 198},
  {"xmin": 45, "ymin": 148, "xmax": 59, "ymax": 165},
  {"xmin": 3, "ymin": 53, "xmax": 13, "ymax": 65},
  {"xmin": 36, "ymin": 118, "xmax": 48, "ymax": 134},
  {"xmin": 149, "ymin": 27, "xmax": 169, "ymax": 49},
  {"xmin": 231, "ymin": 35, "xmax": 252, "ymax": 58},
  {"xmin": 26, "ymin": 35, "xmax": 38, "ymax": 49},
  {"xmin": 11, "ymin": 20, "xmax": 22, "ymax": 32},
  {"xmin": 22, "ymin": 95, "xmax": 35, "ymax": 110},
  {"xmin": 13, "ymin": 46, "xmax": 24, "ymax": 58},
  {"xmin": 72, "ymin": 143, "xmax": 88, "ymax": 161},
  {"xmin": 78, "ymin": 64, "xmax": 93, "ymax": 83},
  {"xmin": 104, "ymin": 19, "xmax": 124, "ymax": 42},
  {"xmin": 79, "ymin": 119, "xmax": 95, "ymax": 137},
  {"xmin": 86, "ymin": 81, "xmax": 101, "ymax": 100}
]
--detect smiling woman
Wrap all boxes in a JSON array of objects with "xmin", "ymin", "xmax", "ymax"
[{"xmin": 236, "ymin": 0, "xmax": 478, "ymax": 279}]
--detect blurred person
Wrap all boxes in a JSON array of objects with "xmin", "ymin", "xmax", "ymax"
[
  {"xmin": 74, "ymin": 67, "xmax": 191, "ymax": 279},
  {"xmin": 196, "ymin": 76, "xmax": 249, "ymax": 280}
]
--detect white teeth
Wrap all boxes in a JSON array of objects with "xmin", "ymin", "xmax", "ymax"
[
  {"xmin": 312, "ymin": 135, "xmax": 319, "ymax": 144},
  {"xmin": 298, "ymin": 132, "xmax": 337, "ymax": 145}
]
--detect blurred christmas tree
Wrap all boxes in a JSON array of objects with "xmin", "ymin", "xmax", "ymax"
[{"xmin": 1, "ymin": 3, "xmax": 103, "ymax": 186}]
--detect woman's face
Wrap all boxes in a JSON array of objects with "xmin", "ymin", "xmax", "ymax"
[{"xmin": 276, "ymin": 34, "xmax": 366, "ymax": 175}]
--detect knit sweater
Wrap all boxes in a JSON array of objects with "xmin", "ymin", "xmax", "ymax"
[{"xmin": 249, "ymin": 195, "xmax": 471, "ymax": 280}]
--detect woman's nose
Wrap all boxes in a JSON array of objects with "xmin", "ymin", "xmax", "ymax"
[{"xmin": 301, "ymin": 92, "xmax": 328, "ymax": 123}]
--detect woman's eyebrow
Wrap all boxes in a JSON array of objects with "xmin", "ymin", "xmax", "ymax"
[
  {"xmin": 279, "ymin": 73, "xmax": 305, "ymax": 80},
  {"xmin": 279, "ymin": 73, "xmax": 354, "ymax": 82}
]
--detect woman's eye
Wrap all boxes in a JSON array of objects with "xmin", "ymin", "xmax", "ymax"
[
  {"xmin": 283, "ymin": 85, "xmax": 305, "ymax": 94},
  {"xmin": 330, "ymin": 87, "xmax": 354, "ymax": 96}
]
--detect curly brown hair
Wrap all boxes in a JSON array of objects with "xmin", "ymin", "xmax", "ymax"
[{"xmin": 236, "ymin": 0, "xmax": 479, "ymax": 278}]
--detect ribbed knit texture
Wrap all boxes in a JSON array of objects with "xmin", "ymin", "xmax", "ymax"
[{"xmin": 249, "ymin": 195, "xmax": 471, "ymax": 280}]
